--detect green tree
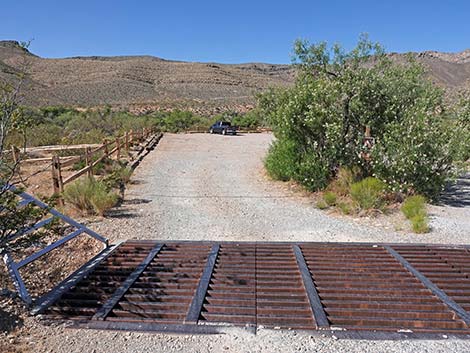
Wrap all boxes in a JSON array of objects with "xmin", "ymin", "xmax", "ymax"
[
  {"xmin": 0, "ymin": 41, "xmax": 49, "ymax": 250},
  {"xmin": 262, "ymin": 34, "xmax": 462, "ymax": 199}
]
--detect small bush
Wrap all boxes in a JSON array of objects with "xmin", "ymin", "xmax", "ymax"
[
  {"xmin": 72, "ymin": 159, "xmax": 86, "ymax": 171},
  {"xmin": 73, "ymin": 155, "xmax": 109, "ymax": 174},
  {"xmin": 401, "ymin": 195, "xmax": 429, "ymax": 233},
  {"xmin": 115, "ymin": 166, "xmax": 132, "ymax": 184},
  {"xmin": 316, "ymin": 199, "xmax": 329, "ymax": 210},
  {"xmin": 90, "ymin": 187, "xmax": 118, "ymax": 216},
  {"xmin": 329, "ymin": 167, "xmax": 362, "ymax": 196},
  {"xmin": 232, "ymin": 110, "xmax": 265, "ymax": 129},
  {"xmin": 265, "ymin": 139, "xmax": 298, "ymax": 181},
  {"xmin": 401, "ymin": 195, "xmax": 427, "ymax": 219},
  {"xmin": 63, "ymin": 178, "xmax": 95, "ymax": 214},
  {"xmin": 410, "ymin": 214, "xmax": 430, "ymax": 233},
  {"xmin": 323, "ymin": 191, "xmax": 337, "ymax": 206},
  {"xmin": 338, "ymin": 201, "xmax": 353, "ymax": 215},
  {"xmin": 156, "ymin": 110, "xmax": 210, "ymax": 132},
  {"xmin": 350, "ymin": 177, "xmax": 386, "ymax": 210},
  {"xmin": 103, "ymin": 166, "xmax": 133, "ymax": 189},
  {"xmin": 63, "ymin": 178, "xmax": 118, "ymax": 216}
]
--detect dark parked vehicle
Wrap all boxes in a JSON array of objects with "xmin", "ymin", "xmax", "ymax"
[{"xmin": 209, "ymin": 121, "xmax": 237, "ymax": 135}]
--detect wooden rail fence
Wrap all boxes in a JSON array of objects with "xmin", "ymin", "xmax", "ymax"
[{"xmin": 6, "ymin": 128, "xmax": 159, "ymax": 196}]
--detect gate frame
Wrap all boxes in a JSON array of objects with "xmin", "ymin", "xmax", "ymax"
[{"xmin": 1, "ymin": 184, "xmax": 108, "ymax": 305}]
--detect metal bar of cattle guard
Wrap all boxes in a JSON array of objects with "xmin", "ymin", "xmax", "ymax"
[
  {"xmin": 384, "ymin": 245, "xmax": 470, "ymax": 326},
  {"xmin": 185, "ymin": 244, "xmax": 220, "ymax": 324},
  {"xmin": 32, "ymin": 242, "xmax": 123, "ymax": 315},
  {"xmin": 92, "ymin": 243, "xmax": 164, "ymax": 320},
  {"xmin": 293, "ymin": 245, "xmax": 329, "ymax": 329}
]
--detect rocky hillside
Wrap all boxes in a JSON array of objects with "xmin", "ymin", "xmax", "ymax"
[
  {"xmin": 1, "ymin": 40, "xmax": 469, "ymax": 114},
  {"xmin": 389, "ymin": 49, "xmax": 470, "ymax": 91},
  {"xmin": 0, "ymin": 40, "xmax": 294, "ymax": 114}
]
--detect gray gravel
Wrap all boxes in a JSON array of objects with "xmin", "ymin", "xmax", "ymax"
[
  {"xmin": 7, "ymin": 133, "xmax": 470, "ymax": 353},
  {"xmin": 94, "ymin": 133, "xmax": 470, "ymax": 245}
]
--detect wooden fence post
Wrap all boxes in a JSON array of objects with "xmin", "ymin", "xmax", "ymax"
[
  {"xmin": 116, "ymin": 137, "xmax": 121, "ymax": 160},
  {"xmin": 51, "ymin": 155, "xmax": 64, "ymax": 205},
  {"xmin": 85, "ymin": 147, "xmax": 93, "ymax": 177},
  {"xmin": 103, "ymin": 139, "xmax": 109, "ymax": 156},
  {"xmin": 125, "ymin": 131, "xmax": 130, "ymax": 152},
  {"xmin": 129, "ymin": 129, "xmax": 133, "ymax": 145}
]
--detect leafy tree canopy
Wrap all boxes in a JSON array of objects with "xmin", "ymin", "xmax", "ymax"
[{"xmin": 262, "ymin": 34, "xmax": 467, "ymax": 199}]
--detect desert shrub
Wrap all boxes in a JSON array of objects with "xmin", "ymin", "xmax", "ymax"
[
  {"xmin": 328, "ymin": 167, "xmax": 362, "ymax": 196},
  {"xmin": 63, "ymin": 178, "xmax": 118, "ymax": 216},
  {"xmin": 323, "ymin": 191, "xmax": 337, "ymax": 206},
  {"xmin": 232, "ymin": 109, "xmax": 265, "ymax": 129},
  {"xmin": 260, "ymin": 35, "xmax": 465, "ymax": 199},
  {"xmin": 410, "ymin": 214, "xmax": 430, "ymax": 233},
  {"xmin": 155, "ymin": 110, "xmax": 209, "ymax": 132},
  {"xmin": 350, "ymin": 177, "xmax": 386, "ymax": 210},
  {"xmin": 72, "ymin": 159, "xmax": 86, "ymax": 171},
  {"xmin": 63, "ymin": 178, "xmax": 96, "ymax": 214},
  {"xmin": 6, "ymin": 106, "xmax": 159, "ymax": 147},
  {"xmin": 103, "ymin": 165, "xmax": 133, "ymax": 190},
  {"xmin": 90, "ymin": 186, "xmax": 118, "ymax": 216},
  {"xmin": 18, "ymin": 124, "xmax": 63, "ymax": 146},
  {"xmin": 265, "ymin": 139, "xmax": 298, "ymax": 182},
  {"xmin": 338, "ymin": 201, "xmax": 353, "ymax": 215},
  {"xmin": 401, "ymin": 195, "xmax": 427, "ymax": 219},
  {"xmin": 316, "ymin": 199, "xmax": 329, "ymax": 210},
  {"xmin": 401, "ymin": 195, "xmax": 429, "ymax": 233}
]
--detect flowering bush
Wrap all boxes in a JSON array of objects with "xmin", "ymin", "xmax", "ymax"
[
  {"xmin": 262, "ymin": 35, "xmax": 465, "ymax": 199},
  {"xmin": 371, "ymin": 103, "xmax": 457, "ymax": 200}
]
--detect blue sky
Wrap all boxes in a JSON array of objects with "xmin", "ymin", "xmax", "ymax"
[{"xmin": 1, "ymin": 0, "xmax": 469, "ymax": 63}]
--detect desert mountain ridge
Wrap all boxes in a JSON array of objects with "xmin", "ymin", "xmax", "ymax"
[{"xmin": 1, "ymin": 40, "xmax": 469, "ymax": 115}]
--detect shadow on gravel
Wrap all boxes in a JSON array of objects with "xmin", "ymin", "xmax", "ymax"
[
  {"xmin": 125, "ymin": 198, "xmax": 152, "ymax": 205},
  {"xmin": 0, "ymin": 307, "xmax": 24, "ymax": 333},
  {"xmin": 440, "ymin": 173, "xmax": 470, "ymax": 207},
  {"xmin": 129, "ymin": 179, "xmax": 147, "ymax": 185},
  {"xmin": 104, "ymin": 210, "xmax": 142, "ymax": 219}
]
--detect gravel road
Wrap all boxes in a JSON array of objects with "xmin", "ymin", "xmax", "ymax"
[
  {"xmin": 5, "ymin": 133, "xmax": 470, "ymax": 353},
  {"xmin": 92, "ymin": 133, "xmax": 470, "ymax": 245}
]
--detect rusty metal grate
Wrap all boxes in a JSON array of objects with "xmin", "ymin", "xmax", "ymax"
[{"xmin": 34, "ymin": 241, "xmax": 470, "ymax": 338}]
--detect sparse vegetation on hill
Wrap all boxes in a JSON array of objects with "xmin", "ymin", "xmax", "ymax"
[
  {"xmin": 5, "ymin": 106, "xmax": 268, "ymax": 149},
  {"xmin": 0, "ymin": 40, "xmax": 294, "ymax": 112}
]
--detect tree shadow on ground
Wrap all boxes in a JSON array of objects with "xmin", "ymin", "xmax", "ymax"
[
  {"xmin": 129, "ymin": 179, "xmax": 147, "ymax": 185},
  {"xmin": 104, "ymin": 209, "xmax": 142, "ymax": 219},
  {"xmin": 439, "ymin": 173, "xmax": 470, "ymax": 207},
  {"xmin": 0, "ymin": 306, "xmax": 24, "ymax": 333},
  {"xmin": 124, "ymin": 198, "xmax": 152, "ymax": 205}
]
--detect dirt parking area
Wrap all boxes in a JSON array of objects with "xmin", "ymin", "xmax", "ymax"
[{"xmin": 3, "ymin": 133, "xmax": 470, "ymax": 352}]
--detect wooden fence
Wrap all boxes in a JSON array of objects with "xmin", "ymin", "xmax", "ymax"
[
  {"xmin": 7, "ymin": 128, "xmax": 158, "ymax": 197},
  {"xmin": 50, "ymin": 128, "xmax": 158, "ymax": 194}
]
